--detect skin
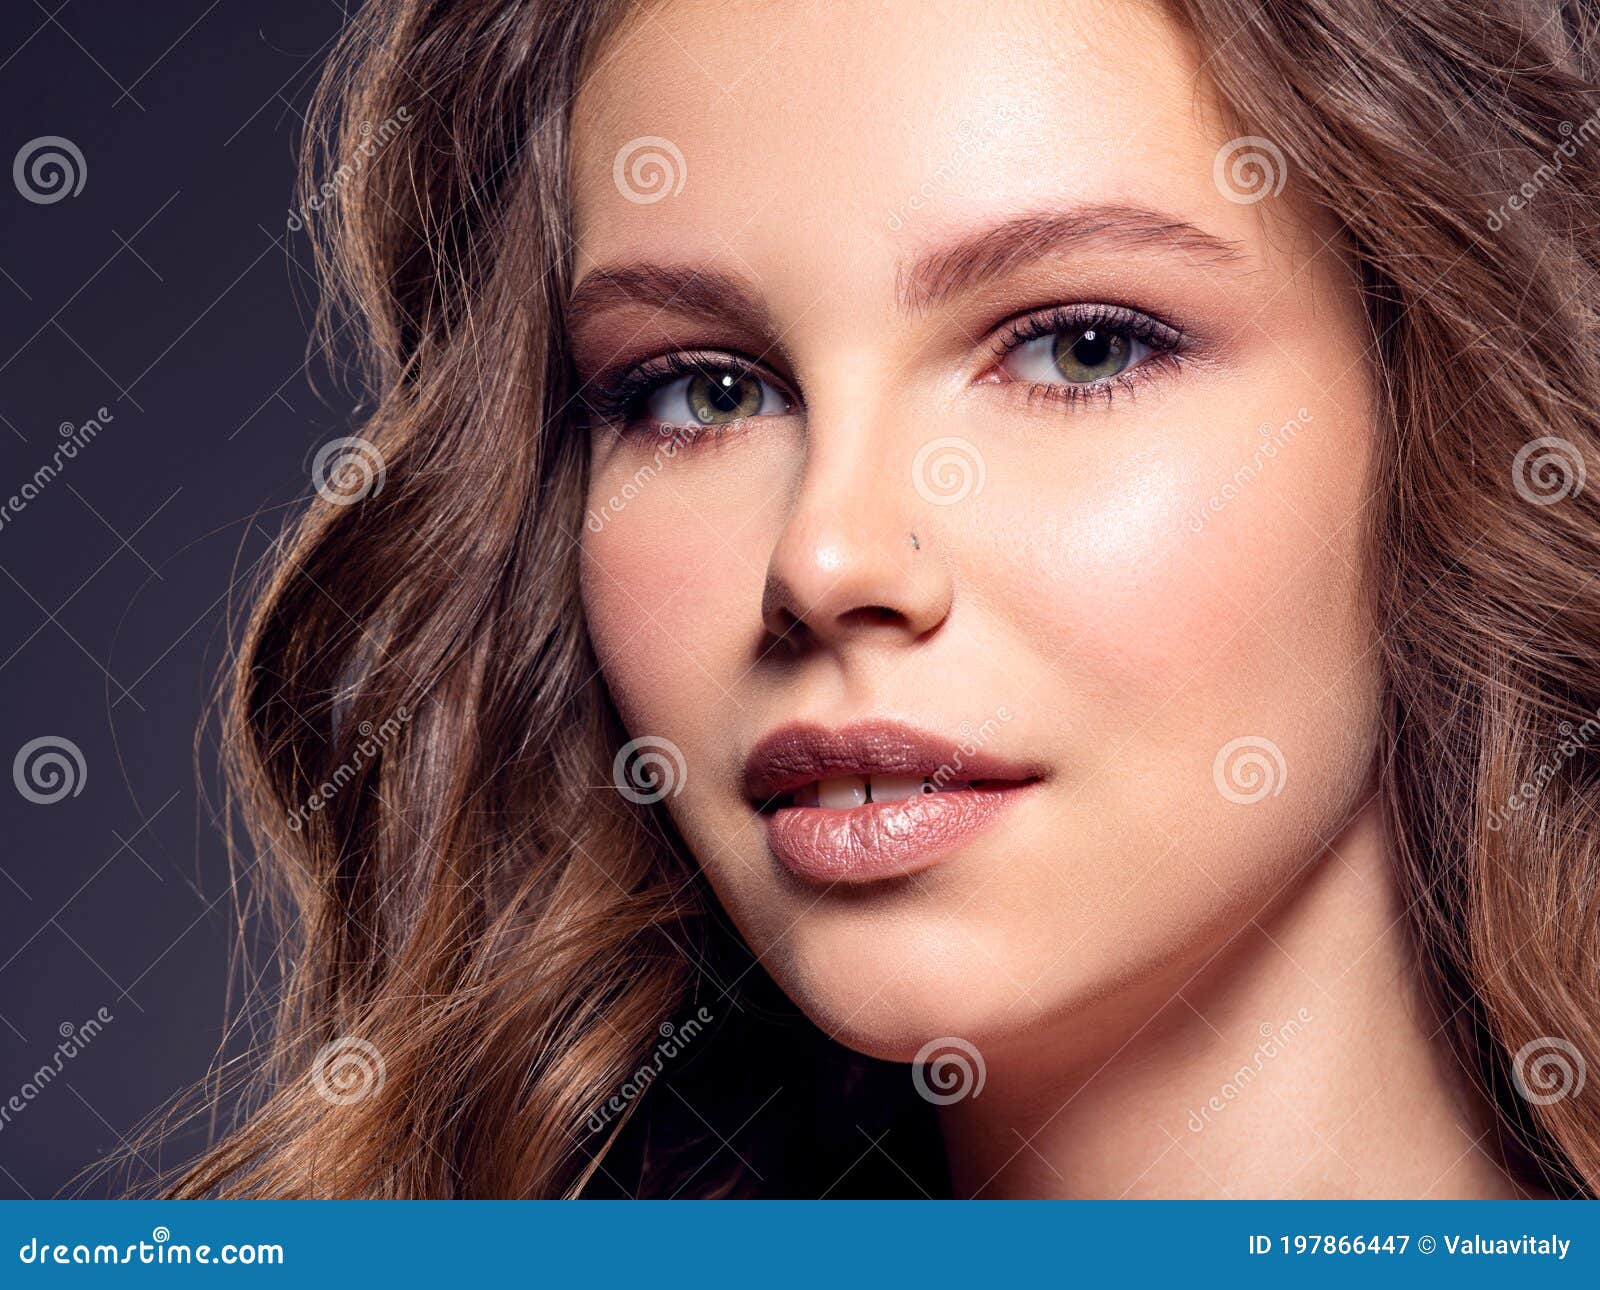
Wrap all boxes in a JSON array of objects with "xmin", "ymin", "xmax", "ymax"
[{"xmin": 570, "ymin": 0, "xmax": 1524, "ymax": 1197}]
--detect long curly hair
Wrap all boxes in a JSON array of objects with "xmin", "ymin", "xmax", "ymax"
[{"xmin": 169, "ymin": 0, "xmax": 1600, "ymax": 1196}]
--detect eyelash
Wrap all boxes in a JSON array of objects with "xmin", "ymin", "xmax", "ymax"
[
  {"xmin": 984, "ymin": 303, "xmax": 1185, "ymax": 409},
  {"xmin": 580, "ymin": 302, "xmax": 1186, "ymax": 437},
  {"xmin": 578, "ymin": 350, "xmax": 768, "ymax": 438}
]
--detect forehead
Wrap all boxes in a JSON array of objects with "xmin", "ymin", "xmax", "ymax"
[{"xmin": 569, "ymin": 0, "xmax": 1252, "ymax": 274}]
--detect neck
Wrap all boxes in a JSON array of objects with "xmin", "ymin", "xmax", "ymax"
[{"xmin": 939, "ymin": 801, "xmax": 1529, "ymax": 1199}]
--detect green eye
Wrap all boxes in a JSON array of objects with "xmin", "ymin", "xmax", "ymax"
[
  {"xmin": 634, "ymin": 365, "xmax": 788, "ymax": 429},
  {"xmin": 1050, "ymin": 327, "xmax": 1132, "ymax": 383},
  {"xmin": 685, "ymin": 370, "xmax": 764, "ymax": 424},
  {"xmin": 998, "ymin": 313, "xmax": 1161, "ymax": 391}
]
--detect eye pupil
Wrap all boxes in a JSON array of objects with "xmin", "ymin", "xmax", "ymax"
[
  {"xmin": 1053, "ymin": 326, "xmax": 1130, "ymax": 382},
  {"xmin": 688, "ymin": 369, "xmax": 762, "ymax": 423},
  {"xmin": 1074, "ymin": 328, "xmax": 1109, "ymax": 366}
]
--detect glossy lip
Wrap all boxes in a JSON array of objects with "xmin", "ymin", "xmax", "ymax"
[{"xmin": 744, "ymin": 719, "xmax": 1043, "ymax": 885}]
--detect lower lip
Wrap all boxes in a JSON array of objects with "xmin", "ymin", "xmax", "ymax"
[{"xmin": 761, "ymin": 783, "xmax": 1030, "ymax": 884}]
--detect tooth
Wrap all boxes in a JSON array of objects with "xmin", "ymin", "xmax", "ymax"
[
  {"xmin": 792, "ymin": 782, "xmax": 819, "ymax": 808},
  {"xmin": 868, "ymin": 774, "xmax": 923, "ymax": 802},
  {"xmin": 818, "ymin": 776, "xmax": 867, "ymax": 809}
]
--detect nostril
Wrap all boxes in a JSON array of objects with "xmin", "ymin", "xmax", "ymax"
[
  {"xmin": 762, "ymin": 605, "xmax": 810, "ymax": 650},
  {"xmin": 840, "ymin": 605, "xmax": 905, "ymax": 629}
]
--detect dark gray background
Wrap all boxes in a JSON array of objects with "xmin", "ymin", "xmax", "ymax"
[{"xmin": 0, "ymin": 1, "xmax": 357, "ymax": 1197}]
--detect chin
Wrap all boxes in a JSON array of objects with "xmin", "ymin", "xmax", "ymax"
[{"xmin": 755, "ymin": 906, "xmax": 1064, "ymax": 1065}]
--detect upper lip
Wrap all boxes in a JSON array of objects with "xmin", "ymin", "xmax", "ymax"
[{"xmin": 743, "ymin": 718, "xmax": 1042, "ymax": 804}]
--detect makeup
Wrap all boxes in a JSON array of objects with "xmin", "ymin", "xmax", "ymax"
[{"xmin": 745, "ymin": 720, "xmax": 1042, "ymax": 883}]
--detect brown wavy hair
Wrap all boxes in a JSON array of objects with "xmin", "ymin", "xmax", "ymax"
[{"xmin": 168, "ymin": 0, "xmax": 1600, "ymax": 1197}]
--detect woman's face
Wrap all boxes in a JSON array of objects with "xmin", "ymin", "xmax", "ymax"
[{"xmin": 571, "ymin": 0, "xmax": 1380, "ymax": 1065}]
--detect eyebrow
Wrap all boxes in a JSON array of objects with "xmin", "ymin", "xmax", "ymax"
[
  {"xmin": 566, "ymin": 262, "xmax": 771, "ymax": 337},
  {"xmin": 897, "ymin": 204, "xmax": 1246, "ymax": 313},
  {"xmin": 566, "ymin": 204, "xmax": 1246, "ymax": 333}
]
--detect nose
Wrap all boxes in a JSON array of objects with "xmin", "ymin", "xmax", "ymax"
[{"xmin": 760, "ymin": 415, "xmax": 954, "ymax": 651}]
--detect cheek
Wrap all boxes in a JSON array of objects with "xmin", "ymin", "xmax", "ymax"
[
  {"xmin": 578, "ymin": 445, "xmax": 779, "ymax": 740},
  {"xmin": 980, "ymin": 380, "xmax": 1380, "ymax": 866}
]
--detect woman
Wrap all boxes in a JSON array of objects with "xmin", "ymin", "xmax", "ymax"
[{"xmin": 174, "ymin": 0, "xmax": 1600, "ymax": 1197}]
